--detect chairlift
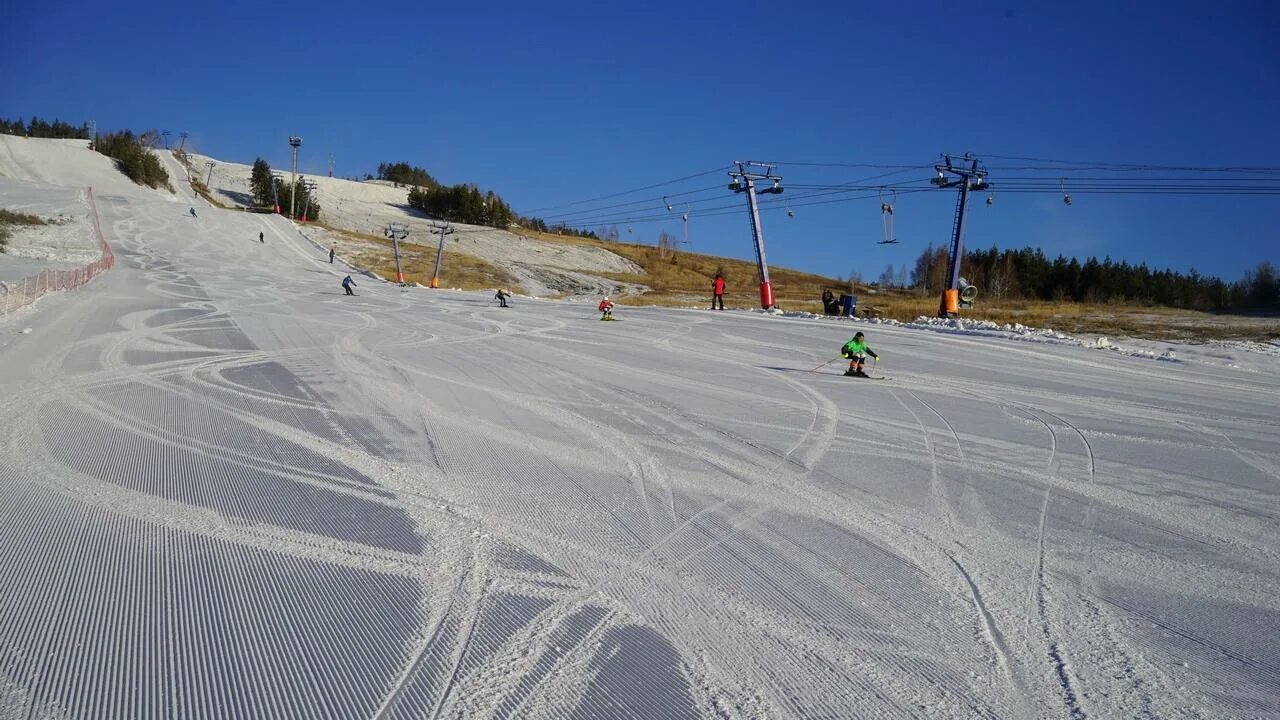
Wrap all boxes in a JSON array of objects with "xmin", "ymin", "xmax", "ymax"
[
  {"xmin": 627, "ymin": 224, "xmax": 633, "ymax": 234},
  {"xmin": 986, "ymin": 185, "xmax": 995, "ymax": 206},
  {"xmin": 664, "ymin": 195, "xmax": 673, "ymax": 212},
  {"xmin": 878, "ymin": 188, "xmax": 897, "ymax": 245},
  {"xmin": 1061, "ymin": 178, "xmax": 1072, "ymax": 206},
  {"xmin": 785, "ymin": 199, "xmax": 794, "ymax": 218}
]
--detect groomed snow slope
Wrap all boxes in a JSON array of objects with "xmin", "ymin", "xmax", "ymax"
[
  {"xmin": 186, "ymin": 151, "xmax": 645, "ymax": 298},
  {"xmin": 1, "ymin": 156, "xmax": 1278, "ymax": 719}
]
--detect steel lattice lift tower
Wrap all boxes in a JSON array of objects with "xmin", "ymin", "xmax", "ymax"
[{"xmin": 932, "ymin": 154, "xmax": 988, "ymax": 317}]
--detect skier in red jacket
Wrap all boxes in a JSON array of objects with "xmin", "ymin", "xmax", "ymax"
[
  {"xmin": 598, "ymin": 296, "xmax": 615, "ymax": 320},
  {"xmin": 711, "ymin": 273, "xmax": 726, "ymax": 310}
]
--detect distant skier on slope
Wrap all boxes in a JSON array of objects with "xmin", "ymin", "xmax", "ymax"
[
  {"xmin": 598, "ymin": 296, "xmax": 615, "ymax": 320},
  {"xmin": 342, "ymin": 274, "xmax": 357, "ymax": 296},
  {"xmin": 840, "ymin": 331, "xmax": 878, "ymax": 377},
  {"xmin": 259, "ymin": 231, "xmax": 264, "ymax": 243},
  {"xmin": 495, "ymin": 288, "xmax": 510, "ymax": 307},
  {"xmin": 189, "ymin": 207, "xmax": 197, "ymax": 218},
  {"xmin": 329, "ymin": 247, "xmax": 335, "ymax": 263}
]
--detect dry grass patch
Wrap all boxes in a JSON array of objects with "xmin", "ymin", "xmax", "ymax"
[
  {"xmin": 519, "ymin": 228, "xmax": 846, "ymax": 307},
  {"xmin": 332, "ymin": 227, "xmax": 520, "ymax": 291},
  {"xmin": 0, "ymin": 208, "xmax": 48, "ymax": 251}
]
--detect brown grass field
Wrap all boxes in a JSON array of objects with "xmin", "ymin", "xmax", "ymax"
[{"xmin": 306, "ymin": 224, "xmax": 1278, "ymax": 341}]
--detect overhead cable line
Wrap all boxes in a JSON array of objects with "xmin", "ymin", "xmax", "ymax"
[{"xmin": 519, "ymin": 165, "xmax": 731, "ymax": 215}]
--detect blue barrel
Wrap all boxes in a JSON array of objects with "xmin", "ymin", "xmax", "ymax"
[{"xmin": 839, "ymin": 294, "xmax": 857, "ymax": 317}]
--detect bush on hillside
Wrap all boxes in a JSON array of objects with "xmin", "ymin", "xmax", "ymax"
[{"xmin": 94, "ymin": 130, "xmax": 171, "ymax": 190}]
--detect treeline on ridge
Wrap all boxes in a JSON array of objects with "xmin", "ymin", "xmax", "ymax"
[
  {"xmin": 377, "ymin": 160, "xmax": 596, "ymax": 237},
  {"xmin": 94, "ymin": 130, "xmax": 172, "ymax": 190},
  {"xmin": 0, "ymin": 116, "xmax": 91, "ymax": 140},
  {"xmin": 912, "ymin": 245, "xmax": 1279, "ymax": 311}
]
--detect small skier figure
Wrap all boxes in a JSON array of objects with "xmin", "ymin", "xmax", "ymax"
[
  {"xmin": 598, "ymin": 296, "xmax": 615, "ymax": 320},
  {"xmin": 259, "ymin": 231, "xmax": 264, "ymax": 243},
  {"xmin": 495, "ymin": 288, "xmax": 510, "ymax": 307},
  {"xmin": 189, "ymin": 207, "xmax": 197, "ymax": 218},
  {"xmin": 328, "ymin": 247, "xmax": 335, "ymax": 263},
  {"xmin": 342, "ymin": 274, "xmax": 357, "ymax": 296},
  {"xmin": 840, "ymin": 331, "xmax": 878, "ymax": 377},
  {"xmin": 711, "ymin": 273, "xmax": 726, "ymax": 310}
]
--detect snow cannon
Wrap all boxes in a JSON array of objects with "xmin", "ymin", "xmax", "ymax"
[{"xmin": 958, "ymin": 277, "xmax": 977, "ymax": 309}]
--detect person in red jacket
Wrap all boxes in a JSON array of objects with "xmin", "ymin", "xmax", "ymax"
[
  {"xmin": 598, "ymin": 296, "xmax": 615, "ymax": 320},
  {"xmin": 711, "ymin": 273, "xmax": 726, "ymax": 310}
]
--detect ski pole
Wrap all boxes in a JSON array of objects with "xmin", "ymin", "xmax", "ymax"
[{"xmin": 807, "ymin": 357, "xmax": 841, "ymax": 373}]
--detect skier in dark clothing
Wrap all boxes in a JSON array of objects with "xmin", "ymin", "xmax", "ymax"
[
  {"xmin": 189, "ymin": 207, "xmax": 197, "ymax": 218},
  {"xmin": 840, "ymin": 331, "xmax": 878, "ymax": 377},
  {"xmin": 259, "ymin": 231, "xmax": 264, "ymax": 243},
  {"xmin": 494, "ymin": 288, "xmax": 510, "ymax": 307},
  {"xmin": 329, "ymin": 247, "xmax": 335, "ymax": 263},
  {"xmin": 711, "ymin": 273, "xmax": 726, "ymax": 310},
  {"xmin": 342, "ymin": 275, "xmax": 356, "ymax": 296}
]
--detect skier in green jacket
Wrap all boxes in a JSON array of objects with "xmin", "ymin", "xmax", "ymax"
[{"xmin": 841, "ymin": 331, "xmax": 878, "ymax": 377}]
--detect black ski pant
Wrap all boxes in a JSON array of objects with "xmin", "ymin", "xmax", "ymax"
[{"xmin": 712, "ymin": 294, "xmax": 724, "ymax": 310}]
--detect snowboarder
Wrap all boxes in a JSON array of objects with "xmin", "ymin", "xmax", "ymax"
[
  {"xmin": 495, "ymin": 288, "xmax": 510, "ymax": 307},
  {"xmin": 328, "ymin": 247, "xmax": 335, "ymax": 263},
  {"xmin": 189, "ymin": 207, "xmax": 197, "ymax": 218},
  {"xmin": 598, "ymin": 296, "xmax": 615, "ymax": 320},
  {"xmin": 840, "ymin": 331, "xmax": 879, "ymax": 377},
  {"xmin": 711, "ymin": 273, "xmax": 726, "ymax": 310},
  {"xmin": 342, "ymin": 275, "xmax": 356, "ymax": 296},
  {"xmin": 259, "ymin": 231, "xmax": 264, "ymax": 243}
]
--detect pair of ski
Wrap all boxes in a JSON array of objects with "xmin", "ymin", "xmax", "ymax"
[{"xmin": 807, "ymin": 357, "xmax": 889, "ymax": 380}]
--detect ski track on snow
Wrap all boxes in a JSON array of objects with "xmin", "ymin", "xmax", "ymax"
[{"xmin": 1, "ymin": 149, "xmax": 1279, "ymax": 719}]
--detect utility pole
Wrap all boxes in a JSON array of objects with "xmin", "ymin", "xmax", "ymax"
[
  {"xmin": 161, "ymin": 130, "xmax": 170, "ymax": 149},
  {"xmin": 177, "ymin": 132, "xmax": 188, "ymax": 152},
  {"xmin": 386, "ymin": 223, "xmax": 409, "ymax": 283},
  {"xmin": 728, "ymin": 161, "xmax": 784, "ymax": 309},
  {"xmin": 931, "ymin": 153, "xmax": 988, "ymax": 317},
  {"xmin": 288, "ymin": 135, "xmax": 303, "ymax": 219},
  {"xmin": 328, "ymin": 156, "xmax": 335, "ymax": 178},
  {"xmin": 429, "ymin": 220, "xmax": 454, "ymax": 288},
  {"xmin": 205, "ymin": 161, "xmax": 216, "ymax": 188}
]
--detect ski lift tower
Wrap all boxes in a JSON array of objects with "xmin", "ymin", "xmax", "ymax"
[
  {"xmin": 271, "ymin": 172, "xmax": 285, "ymax": 214},
  {"xmin": 429, "ymin": 220, "xmax": 454, "ymax": 288},
  {"xmin": 288, "ymin": 136, "xmax": 303, "ymax": 219},
  {"xmin": 931, "ymin": 153, "xmax": 988, "ymax": 317},
  {"xmin": 385, "ymin": 222, "xmax": 409, "ymax": 284},
  {"xmin": 728, "ymin": 161, "xmax": 784, "ymax": 310}
]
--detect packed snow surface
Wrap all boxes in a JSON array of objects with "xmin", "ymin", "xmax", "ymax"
[{"xmin": 1, "ymin": 141, "xmax": 1279, "ymax": 719}]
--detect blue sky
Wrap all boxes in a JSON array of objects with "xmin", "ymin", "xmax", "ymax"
[{"xmin": 3, "ymin": 0, "xmax": 1277, "ymax": 281}]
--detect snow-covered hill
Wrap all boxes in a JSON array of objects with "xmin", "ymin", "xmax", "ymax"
[
  {"xmin": 186, "ymin": 150, "xmax": 645, "ymax": 298},
  {"xmin": 0, "ymin": 140, "xmax": 1278, "ymax": 719}
]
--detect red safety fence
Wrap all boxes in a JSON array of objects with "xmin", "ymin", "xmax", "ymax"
[{"xmin": 0, "ymin": 186, "xmax": 115, "ymax": 318}]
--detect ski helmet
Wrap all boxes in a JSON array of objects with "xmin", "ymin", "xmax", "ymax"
[{"xmin": 855, "ymin": 332, "xmax": 865, "ymax": 339}]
